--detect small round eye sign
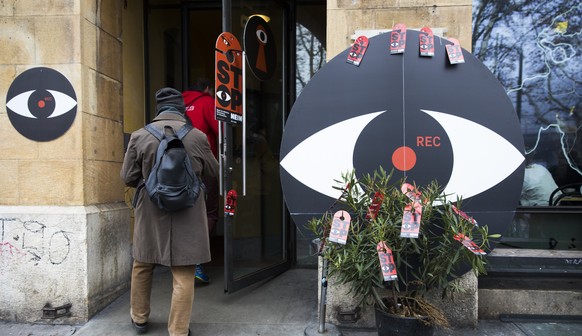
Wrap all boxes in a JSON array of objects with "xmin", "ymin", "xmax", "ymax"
[{"xmin": 6, "ymin": 67, "xmax": 77, "ymax": 142}]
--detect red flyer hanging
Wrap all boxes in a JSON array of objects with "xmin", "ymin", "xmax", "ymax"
[
  {"xmin": 329, "ymin": 210, "xmax": 351, "ymax": 245},
  {"xmin": 215, "ymin": 32, "xmax": 244, "ymax": 125},
  {"xmin": 400, "ymin": 183, "xmax": 423, "ymax": 238},
  {"xmin": 401, "ymin": 203, "xmax": 422, "ymax": 238},
  {"xmin": 347, "ymin": 35, "xmax": 369, "ymax": 66},
  {"xmin": 377, "ymin": 241, "xmax": 397, "ymax": 281},
  {"xmin": 446, "ymin": 37, "xmax": 465, "ymax": 64},
  {"xmin": 390, "ymin": 23, "xmax": 407, "ymax": 54},
  {"xmin": 224, "ymin": 189, "xmax": 237, "ymax": 216},
  {"xmin": 419, "ymin": 26, "xmax": 434, "ymax": 57},
  {"xmin": 451, "ymin": 204, "xmax": 478, "ymax": 226},
  {"xmin": 454, "ymin": 233, "xmax": 486, "ymax": 255},
  {"xmin": 366, "ymin": 191, "xmax": 384, "ymax": 220},
  {"xmin": 401, "ymin": 183, "xmax": 422, "ymax": 203}
]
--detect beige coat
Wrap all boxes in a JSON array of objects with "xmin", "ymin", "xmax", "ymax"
[{"xmin": 121, "ymin": 111, "xmax": 219, "ymax": 266}]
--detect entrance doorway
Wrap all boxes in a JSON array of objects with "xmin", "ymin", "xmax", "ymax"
[{"xmin": 145, "ymin": 0, "xmax": 290, "ymax": 293}]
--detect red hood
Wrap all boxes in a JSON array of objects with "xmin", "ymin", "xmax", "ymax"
[{"xmin": 182, "ymin": 90, "xmax": 209, "ymax": 106}]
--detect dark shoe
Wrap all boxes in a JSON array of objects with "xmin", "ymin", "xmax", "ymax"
[
  {"xmin": 195, "ymin": 264, "xmax": 210, "ymax": 283},
  {"xmin": 131, "ymin": 319, "xmax": 148, "ymax": 334},
  {"xmin": 188, "ymin": 329, "xmax": 191, "ymax": 336}
]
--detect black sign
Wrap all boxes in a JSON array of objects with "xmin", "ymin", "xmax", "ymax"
[
  {"xmin": 280, "ymin": 30, "xmax": 525, "ymax": 256},
  {"xmin": 6, "ymin": 67, "xmax": 77, "ymax": 142},
  {"xmin": 243, "ymin": 15, "xmax": 277, "ymax": 81}
]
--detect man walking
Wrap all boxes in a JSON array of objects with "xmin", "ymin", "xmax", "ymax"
[{"xmin": 121, "ymin": 87, "xmax": 219, "ymax": 336}]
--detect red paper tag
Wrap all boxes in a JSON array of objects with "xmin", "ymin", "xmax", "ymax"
[
  {"xmin": 419, "ymin": 26, "xmax": 434, "ymax": 57},
  {"xmin": 446, "ymin": 38, "xmax": 465, "ymax": 64},
  {"xmin": 347, "ymin": 35, "xmax": 369, "ymax": 66},
  {"xmin": 401, "ymin": 183, "xmax": 422, "ymax": 203},
  {"xmin": 224, "ymin": 189, "xmax": 237, "ymax": 216},
  {"xmin": 329, "ymin": 211, "xmax": 351, "ymax": 245},
  {"xmin": 401, "ymin": 203, "xmax": 422, "ymax": 238},
  {"xmin": 366, "ymin": 192, "xmax": 384, "ymax": 220},
  {"xmin": 400, "ymin": 183, "xmax": 423, "ymax": 238},
  {"xmin": 451, "ymin": 204, "xmax": 478, "ymax": 226},
  {"xmin": 454, "ymin": 233, "xmax": 486, "ymax": 255},
  {"xmin": 377, "ymin": 241, "xmax": 397, "ymax": 281},
  {"xmin": 390, "ymin": 23, "xmax": 407, "ymax": 54}
]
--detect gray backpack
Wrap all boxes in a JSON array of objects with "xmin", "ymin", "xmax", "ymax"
[{"xmin": 133, "ymin": 123, "xmax": 205, "ymax": 212}]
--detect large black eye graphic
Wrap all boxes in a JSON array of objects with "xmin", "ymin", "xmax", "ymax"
[
  {"xmin": 280, "ymin": 30, "xmax": 525, "ymax": 272},
  {"xmin": 6, "ymin": 67, "xmax": 77, "ymax": 142}
]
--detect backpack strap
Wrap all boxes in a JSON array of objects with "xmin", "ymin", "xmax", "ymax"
[
  {"xmin": 145, "ymin": 123, "xmax": 165, "ymax": 141},
  {"xmin": 176, "ymin": 124, "xmax": 193, "ymax": 140},
  {"xmin": 145, "ymin": 123, "xmax": 193, "ymax": 141}
]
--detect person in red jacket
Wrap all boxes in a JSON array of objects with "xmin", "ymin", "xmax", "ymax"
[
  {"xmin": 183, "ymin": 78, "xmax": 219, "ymax": 284},
  {"xmin": 183, "ymin": 79, "xmax": 218, "ymax": 158}
]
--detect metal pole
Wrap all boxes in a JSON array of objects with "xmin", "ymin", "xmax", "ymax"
[
  {"xmin": 222, "ymin": 0, "xmax": 235, "ymax": 293},
  {"xmin": 319, "ymin": 257, "xmax": 329, "ymax": 333}
]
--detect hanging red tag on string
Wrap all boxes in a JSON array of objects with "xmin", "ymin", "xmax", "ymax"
[
  {"xmin": 377, "ymin": 241, "xmax": 398, "ymax": 281},
  {"xmin": 366, "ymin": 192, "xmax": 384, "ymax": 220},
  {"xmin": 347, "ymin": 35, "xmax": 369, "ymax": 66},
  {"xmin": 419, "ymin": 26, "xmax": 435, "ymax": 57},
  {"xmin": 446, "ymin": 38, "xmax": 465, "ymax": 64},
  {"xmin": 451, "ymin": 204, "xmax": 478, "ymax": 226},
  {"xmin": 401, "ymin": 183, "xmax": 422, "ymax": 203},
  {"xmin": 224, "ymin": 189, "xmax": 237, "ymax": 216},
  {"xmin": 454, "ymin": 233, "xmax": 486, "ymax": 255},
  {"xmin": 401, "ymin": 203, "xmax": 422, "ymax": 238},
  {"xmin": 329, "ymin": 211, "xmax": 351, "ymax": 245},
  {"xmin": 400, "ymin": 183, "xmax": 423, "ymax": 238},
  {"xmin": 390, "ymin": 23, "xmax": 407, "ymax": 54}
]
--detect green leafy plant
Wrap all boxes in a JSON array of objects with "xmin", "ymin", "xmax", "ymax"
[{"xmin": 307, "ymin": 167, "xmax": 499, "ymax": 328}]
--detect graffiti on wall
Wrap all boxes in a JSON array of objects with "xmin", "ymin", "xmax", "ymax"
[{"xmin": 0, "ymin": 217, "xmax": 71, "ymax": 265}]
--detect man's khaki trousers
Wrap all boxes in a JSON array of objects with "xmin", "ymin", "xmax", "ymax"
[{"xmin": 130, "ymin": 260, "xmax": 195, "ymax": 336}]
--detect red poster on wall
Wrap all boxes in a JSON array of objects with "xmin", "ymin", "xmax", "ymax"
[{"xmin": 215, "ymin": 32, "xmax": 244, "ymax": 125}]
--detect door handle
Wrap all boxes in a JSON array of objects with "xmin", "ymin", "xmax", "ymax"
[{"xmin": 242, "ymin": 51, "xmax": 247, "ymax": 196}]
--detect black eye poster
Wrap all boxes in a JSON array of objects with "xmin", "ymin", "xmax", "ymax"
[{"xmin": 5, "ymin": 67, "xmax": 77, "ymax": 142}]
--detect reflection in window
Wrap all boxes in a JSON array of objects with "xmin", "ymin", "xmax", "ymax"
[
  {"xmin": 472, "ymin": 0, "xmax": 581, "ymax": 208},
  {"xmin": 296, "ymin": 23, "xmax": 326, "ymax": 96}
]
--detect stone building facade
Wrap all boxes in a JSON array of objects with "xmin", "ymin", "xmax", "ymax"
[{"xmin": 0, "ymin": 0, "xmax": 474, "ymax": 324}]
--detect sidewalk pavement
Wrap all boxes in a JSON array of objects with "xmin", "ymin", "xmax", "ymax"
[{"xmin": 1, "ymin": 267, "xmax": 580, "ymax": 336}]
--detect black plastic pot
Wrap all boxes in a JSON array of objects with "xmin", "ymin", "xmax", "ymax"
[{"xmin": 375, "ymin": 307, "xmax": 434, "ymax": 336}]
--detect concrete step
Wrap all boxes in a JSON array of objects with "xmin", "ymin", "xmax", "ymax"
[{"xmin": 478, "ymin": 248, "xmax": 582, "ymax": 319}]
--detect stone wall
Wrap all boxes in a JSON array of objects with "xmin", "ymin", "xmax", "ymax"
[
  {"xmin": 327, "ymin": 0, "xmax": 472, "ymax": 59},
  {"xmin": 322, "ymin": 257, "xmax": 478, "ymax": 329},
  {"xmin": 0, "ymin": 0, "xmax": 131, "ymax": 323}
]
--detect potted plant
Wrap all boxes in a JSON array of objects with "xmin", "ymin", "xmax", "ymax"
[{"xmin": 307, "ymin": 167, "xmax": 498, "ymax": 335}]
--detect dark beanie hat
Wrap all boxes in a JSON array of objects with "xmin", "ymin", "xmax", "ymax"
[{"xmin": 155, "ymin": 87, "xmax": 185, "ymax": 115}]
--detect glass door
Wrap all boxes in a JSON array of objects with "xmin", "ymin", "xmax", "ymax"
[
  {"xmin": 183, "ymin": 0, "xmax": 290, "ymax": 293},
  {"xmin": 224, "ymin": 0, "xmax": 290, "ymax": 292}
]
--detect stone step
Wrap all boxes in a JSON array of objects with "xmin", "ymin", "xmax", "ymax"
[{"xmin": 479, "ymin": 248, "xmax": 582, "ymax": 320}]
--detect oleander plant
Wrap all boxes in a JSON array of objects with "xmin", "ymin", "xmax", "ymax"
[{"xmin": 307, "ymin": 167, "xmax": 499, "ymax": 331}]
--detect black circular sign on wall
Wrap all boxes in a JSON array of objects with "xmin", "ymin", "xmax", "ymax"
[
  {"xmin": 6, "ymin": 67, "xmax": 77, "ymax": 142},
  {"xmin": 243, "ymin": 15, "xmax": 277, "ymax": 81},
  {"xmin": 280, "ymin": 30, "xmax": 525, "ymax": 257}
]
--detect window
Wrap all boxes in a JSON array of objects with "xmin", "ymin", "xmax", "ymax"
[{"xmin": 472, "ymin": 0, "xmax": 581, "ymax": 251}]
